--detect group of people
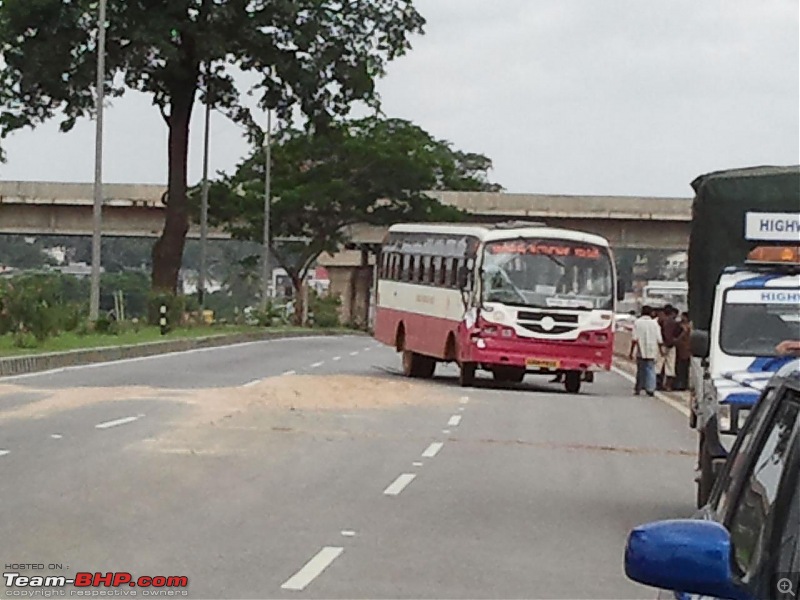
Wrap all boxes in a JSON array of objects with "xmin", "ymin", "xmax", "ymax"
[{"xmin": 629, "ymin": 304, "xmax": 692, "ymax": 396}]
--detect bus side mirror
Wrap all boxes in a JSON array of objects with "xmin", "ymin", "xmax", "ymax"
[
  {"xmin": 616, "ymin": 280, "xmax": 626, "ymax": 302},
  {"xmin": 458, "ymin": 267, "xmax": 469, "ymax": 290},
  {"xmin": 691, "ymin": 330, "xmax": 710, "ymax": 358}
]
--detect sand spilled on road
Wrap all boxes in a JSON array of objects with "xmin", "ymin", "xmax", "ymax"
[{"xmin": 0, "ymin": 374, "xmax": 452, "ymax": 428}]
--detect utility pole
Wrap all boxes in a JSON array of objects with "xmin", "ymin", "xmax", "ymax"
[
  {"xmin": 261, "ymin": 105, "xmax": 272, "ymax": 310},
  {"xmin": 89, "ymin": 0, "xmax": 107, "ymax": 321},
  {"xmin": 199, "ymin": 67, "xmax": 211, "ymax": 309}
]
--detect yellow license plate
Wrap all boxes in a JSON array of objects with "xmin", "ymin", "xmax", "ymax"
[{"xmin": 525, "ymin": 358, "xmax": 560, "ymax": 369}]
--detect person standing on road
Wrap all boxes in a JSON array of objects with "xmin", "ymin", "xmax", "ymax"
[
  {"xmin": 673, "ymin": 312, "xmax": 692, "ymax": 391},
  {"xmin": 657, "ymin": 305, "xmax": 681, "ymax": 391},
  {"xmin": 629, "ymin": 305, "xmax": 663, "ymax": 396}
]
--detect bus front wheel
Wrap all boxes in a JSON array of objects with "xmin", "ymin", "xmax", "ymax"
[
  {"xmin": 564, "ymin": 371, "xmax": 582, "ymax": 394},
  {"xmin": 459, "ymin": 362, "xmax": 476, "ymax": 387}
]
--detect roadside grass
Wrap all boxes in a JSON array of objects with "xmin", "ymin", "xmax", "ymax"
[{"xmin": 0, "ymin": 324, "xmax": 358, "ymax": 357}]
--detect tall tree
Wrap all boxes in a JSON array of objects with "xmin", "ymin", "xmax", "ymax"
[
  {"xmin": 0, "ymin": 0, "xmax": 425, "ymax": 293},
  {"xmin": 199, "ymin": 116, "xmax": 500, "ymax": 302}
]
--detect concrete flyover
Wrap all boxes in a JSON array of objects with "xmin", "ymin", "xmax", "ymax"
[
  {"xmin": 0, "ymin": 181, "xmax": 691, "ymax": 250},
  {"xmin": 341, "ymin": 191, "xmax": 692, "ymax": 251},
  {"xmin": 0, "ymin": 181, "xmax": 229, "ymax": 239}
]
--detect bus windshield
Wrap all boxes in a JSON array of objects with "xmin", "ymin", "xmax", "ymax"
[{"xmin": 481, "ymin": 238, "xmax": 614, "ymax": 310}]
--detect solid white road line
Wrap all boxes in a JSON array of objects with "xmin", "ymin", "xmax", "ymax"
[
  {"xmin": 0, "ymin": 336, "xmax": 344, "ymax": 381},
  {"xmin": 447, "ymin": 415, "xmax": 462, "ymax": 427},
  {"xmin": 50, "ymin": 434, "xmax": 63, "ymax": 440},
  {"xmin": 95, "ymin": 415, "xmax": 143, "ymax": 430},
  {"xmin": 282, "ymin": 370, "xmax": 296, "ymax": 376},
  {"xmin": 611, "ymin": 367, "xmax": 691, "ymax": 417},
  {"xmin": 421, "ymin": 442, "xmax": 443, "ymax": 458},
  {"xmin": 280, "ymin": 546, "xmax": 344, "ymax": 591},
  {"xmin": 0, "ymin": 450, "xmax": 9, "ymax": 457},
  {"xmin": 383, "ymin": 473, "xmax": 416, "ymax": 496},
  {"xmin": 310, "ymin": 362, "xmax": 324, "ymax": 368}
]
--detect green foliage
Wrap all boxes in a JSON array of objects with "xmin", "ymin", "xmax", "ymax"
[
  {"xmin": 0, "ymin": 274, "xmax": 81, "ymax": 342},
  {"xmin": 147, "ymin": 292, "xmax": 186, "ymax": 330},
  {"xmin": 198, "ymin": 116, "xmax": 500, "ymax": 295},
  {"xmin": 0, "ymin": 235, "xmax": 57, "ymax": 269},
  {"xmin": 309, "ymin": 293, "xmax": 342, "ymax": 329},
  {"xmin": 0, "ymin": 0, "xmax": 427, "ymax": 292}
]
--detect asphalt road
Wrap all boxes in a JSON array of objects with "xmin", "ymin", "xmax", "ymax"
[{"xmin": 1, "ymin": 334, "xmax": 697, "ymax": 599}]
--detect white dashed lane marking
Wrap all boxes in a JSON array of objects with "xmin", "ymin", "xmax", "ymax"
[
  {"xmin": 422, "ymin": 442, "xmax": 443, "ymax": 458},
  {"xmin": 349, "ymin": 351, "xmax": 359, "ymax": 356},
  {"xmin": 412, "ymin": 461, "xmax": 423, "ymax": 467},
  {"xmin": 332, "ymin": 356, "xmax": 341, "ymax": 361},
  {"xmin": 384, "ymin": 473, "xmax": 417, "ymax": 496},
  {"xmin": 242, "ymin": 379, "xmax": 262, "ymax": 387},
  {"xmin": 0, "ymin": 450, "xmax": 9, "ymax": 457},
  {"xmin": 447, "ymin": 415, "xmax": 462, "ymax": 427},
  {"xmin": 460, "ymin": 396, "xmax": 470, "ymax": 404},
  {"xmin": 50, "ymin": 434, "xmax": 63, "ymax": 440},
  {"xmin": 95, "ymin": 415, "xmax": 144, "ymax": 430},
  {"xmin": 282, "ymin": 370, "xmax": 296, "ymax": 376},
  {"xmin": 280, "ymin": 546, "xmax": 344, "ymax": 591},
  {"xmin": 311, "ymin": 362, "xmax": 324, "ymax": 368}
]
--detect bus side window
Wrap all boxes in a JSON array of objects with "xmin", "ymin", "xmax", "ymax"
[
  {"xmin": 417, "ymin": 256, "xmax": 426, "ymax": 283},
  {"xmin": 379, "ymin": 253, "xmax": 387, "ymax": 279},
  {"xmin": 452, "ymin": 258, "xmax": 463, "ymax": 288},
  {"xmin": 392, "ymin": 254, "xmax": 400, "ymax": 280},
  {"xmin": 402, "ymin": 254, "xmax": 411, "ymax": 281},
  {"xmin": 437, "ymin": 256, "xmax": 447, "ymax": 286},
  {"xmin": 431, "ymin": 256, "xmax": 441, "ymax": 285}
]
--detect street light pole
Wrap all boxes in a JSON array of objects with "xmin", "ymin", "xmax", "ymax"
[
  {"xmin": 89, "ymin": 0, "xmax": 107, "ymax": 322},
  {"xmin": 199, "ymin": 70, "xmax": 211, "ymax": 310},
  {"xmin": 260, "ymin": 105, "xmax": 272, "ymax": 311}
]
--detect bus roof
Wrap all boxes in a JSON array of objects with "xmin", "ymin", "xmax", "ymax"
[{"xmin": 386, "ymin": 222, "xmax": 611, "ymax": 247}]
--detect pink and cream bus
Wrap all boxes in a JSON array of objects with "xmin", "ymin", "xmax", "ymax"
[{"xmin": 373, "ymin": 222, "xmax": 623, "ymax": 393}]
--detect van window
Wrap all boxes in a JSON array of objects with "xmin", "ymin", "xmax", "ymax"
[{"xmin": 728, "ymin": 390, "xmax": 799, "ymax": 577}]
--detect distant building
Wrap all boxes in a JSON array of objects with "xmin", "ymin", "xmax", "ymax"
[{"xmin": 52, "ymin": 262, "xmax": 103, "ymax": 278}]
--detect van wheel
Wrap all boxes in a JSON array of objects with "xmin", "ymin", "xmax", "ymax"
[
  {"xmin": 459, "ymin": 362, "xmax": 476, "ymax": 387},
  {"xmin": 564, "ymin": 371, "xmax": 582, "ymax": 394}
]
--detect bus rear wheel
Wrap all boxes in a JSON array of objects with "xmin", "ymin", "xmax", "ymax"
[
  {"xmin": 402, "ymin": 351, "xmax": 435, "ymax": 379},
  {"xmin": 564, "ymin": 371, "xmax": 582, "ymax": 394}
]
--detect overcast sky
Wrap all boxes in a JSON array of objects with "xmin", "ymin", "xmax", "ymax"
[{"xmin": 0, "ymin": 0, "xmax": 797, "ymax": 197}]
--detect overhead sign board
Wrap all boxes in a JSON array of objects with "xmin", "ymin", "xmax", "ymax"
[{"xmin": 744, "ymin": 212, "xmax": 800, "ymax": 242}]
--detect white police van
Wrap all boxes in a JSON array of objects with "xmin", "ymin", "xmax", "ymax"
[{"xmin": 691, "ymin": 217, "xmax": 800, "ymax": 508}]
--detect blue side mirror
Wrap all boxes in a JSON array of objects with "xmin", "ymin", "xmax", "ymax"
[{"xmin": 624, "ymin": 520, "xmax": 749, "ymax": 600}]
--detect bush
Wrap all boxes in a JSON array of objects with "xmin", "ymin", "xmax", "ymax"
[
  {"xmin": 147, "ymin": 292, "xmax": 186, "ymax": 331},
  {"xmin": 12, "ymin": 330, "xmax": 38, "ymax": 349},
  {"xmin": 309, "ymin": 292, "xmax": 341, "ymax": 328}
]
